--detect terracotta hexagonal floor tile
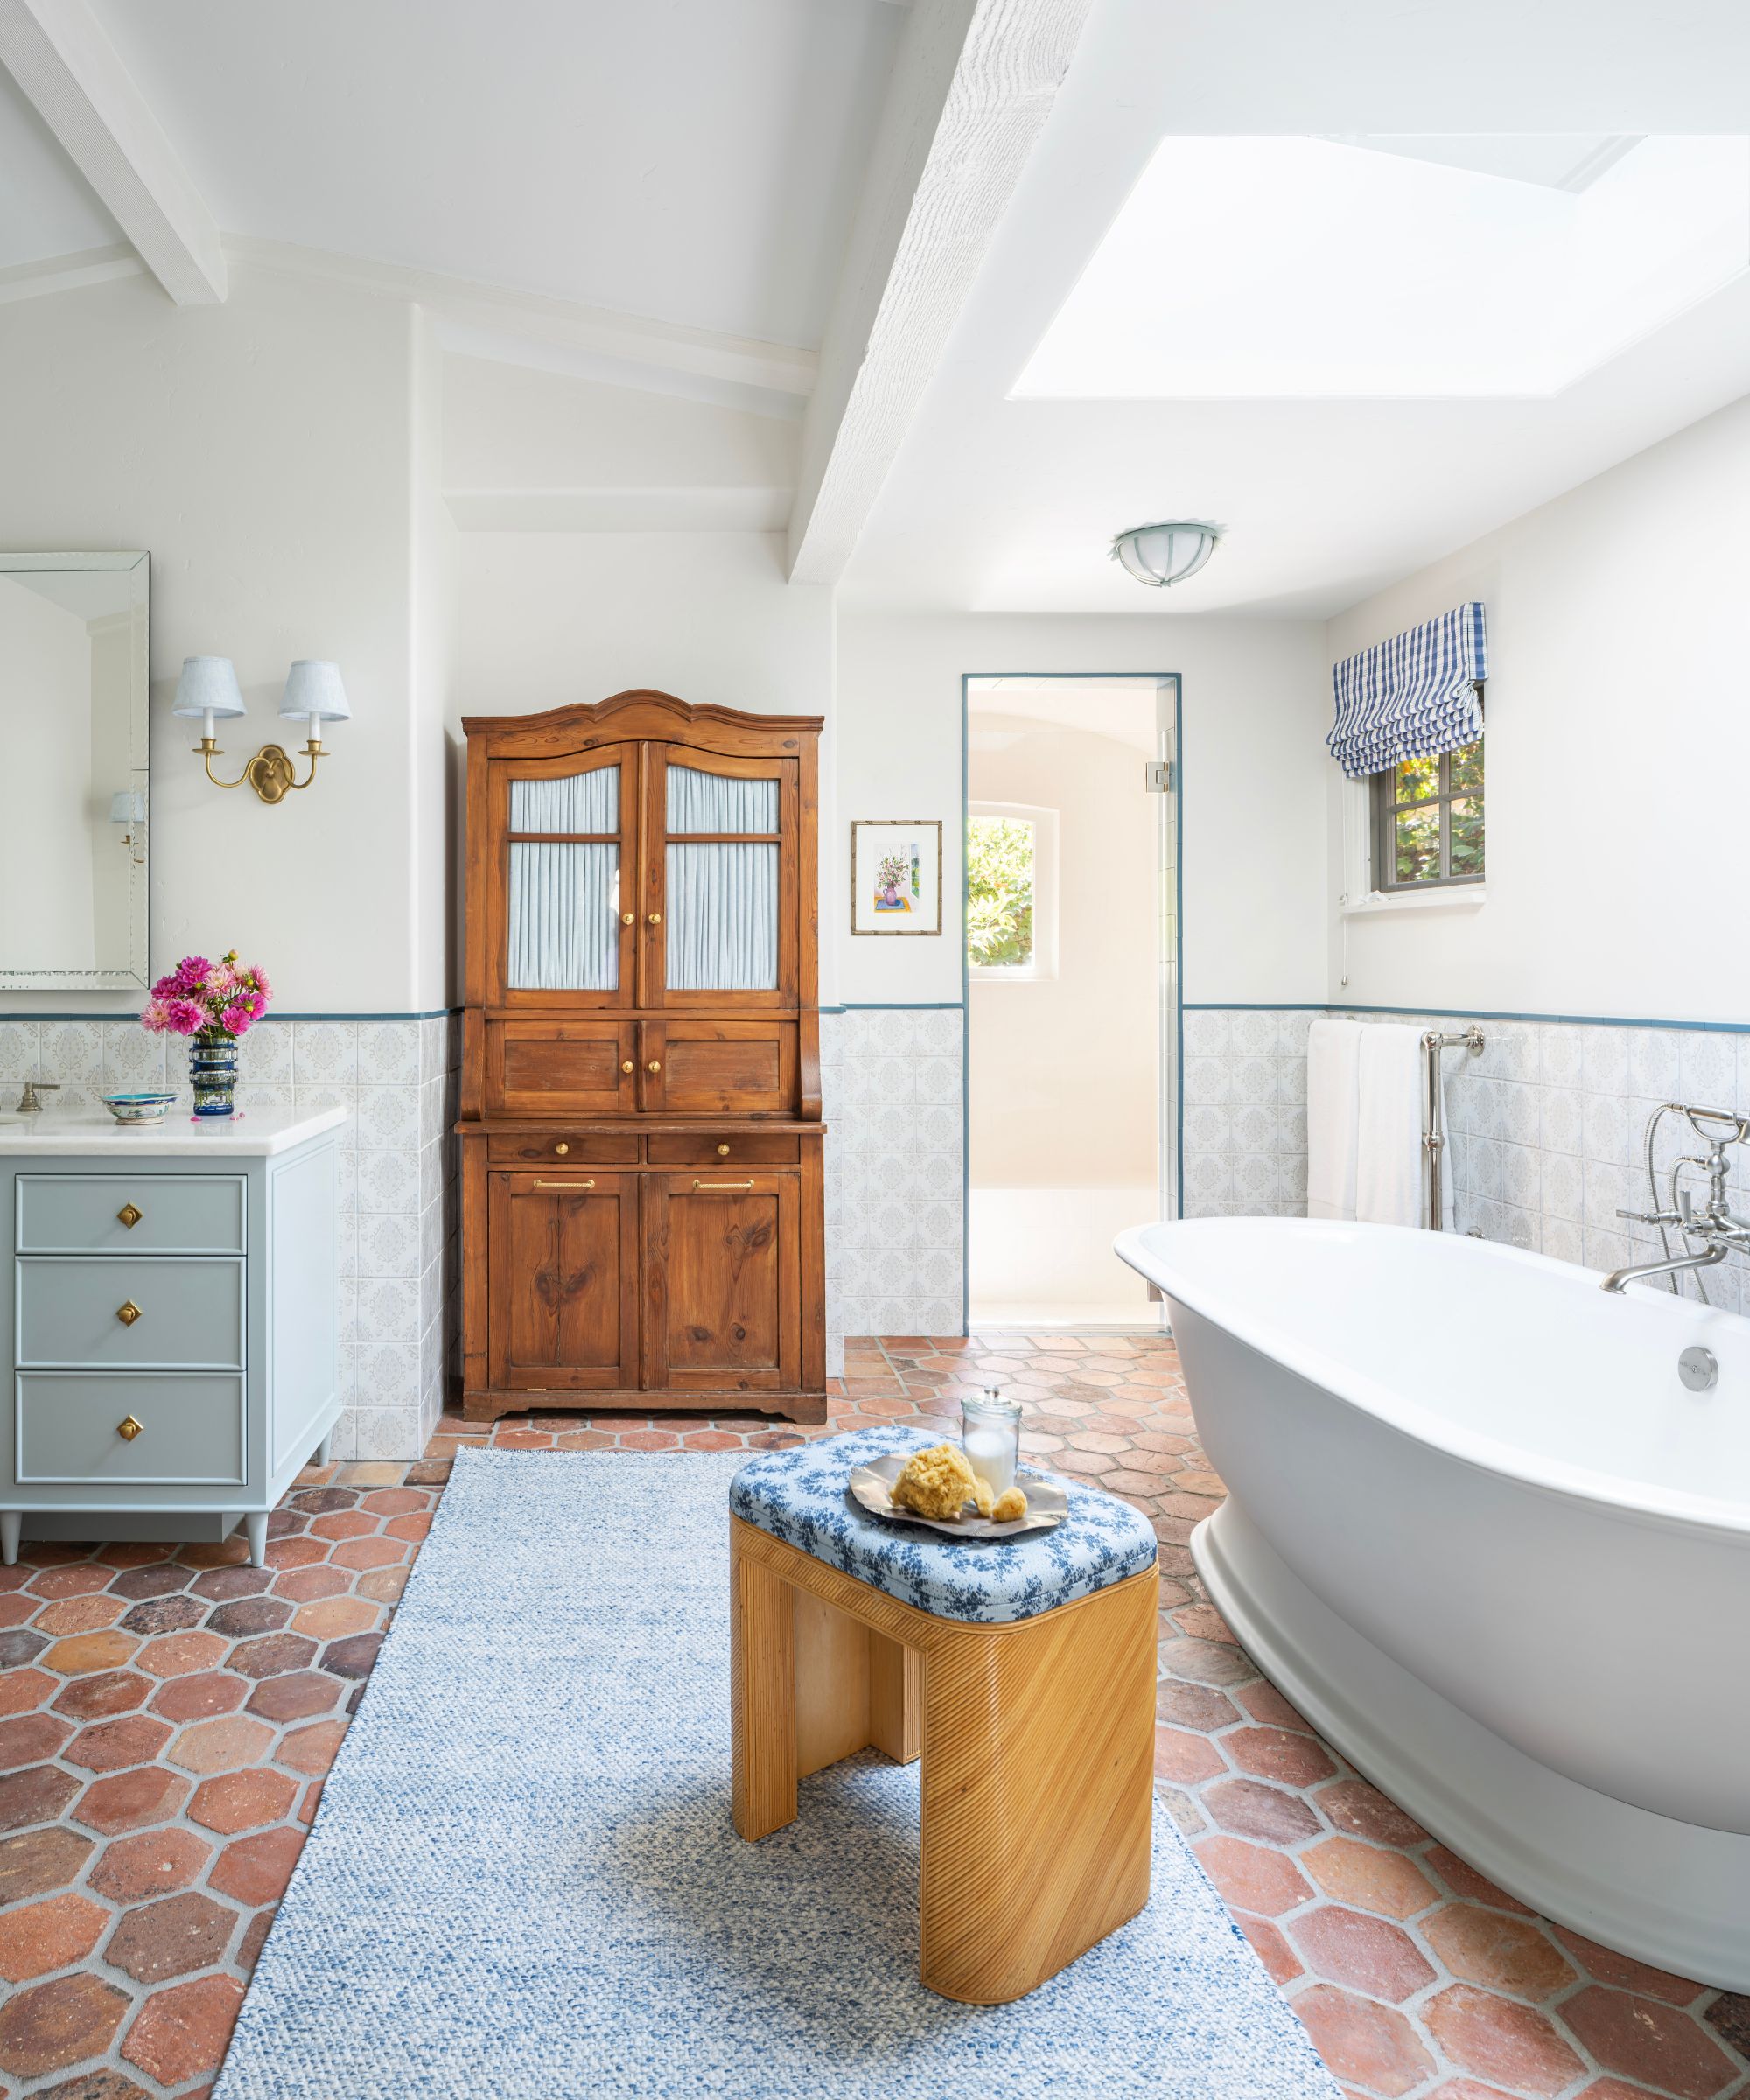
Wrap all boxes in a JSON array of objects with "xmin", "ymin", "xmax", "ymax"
[
  {"xmin": 244, "ymin": 1670, "xmax": 340, "ymax": 1722},
  {"xmin": 136, "ymin": 1630, "xmax": 229, "ymax": 1678},
  {"xmin": 104, "ymin": 1891, "xmax": 240, "ymax": 1984},
  {"xmin": 1424, "ymin": 1845, "xmax": 1535, "ymax": 1915},
  {"xmin": 108, "ymin": 1564, "xmax": 192, "ymax": 1602},
  {"xmin": 41, "ymin": 1630, "xmax": 140, "ymax": 1676},
  {"xmin": 0, "ymin": 1825, "xmax": 95, "ymax": 1905},
  {"xmin": 0, "ymin": 1711, "xmax": 73, "ymax": 1767},
  {"xmin": 87, "ymin": 1825, "xmax": 214, "ymax": 1904},
  {"xmin": 32, "ymin": 2068, "xmax": 158, "ymax": 2100},
  {"xmin": 122, "ymin": 1972, "xmax": 247, "ymax": 2088},
  {"xmin": 33, "ymin": 1594, "xmax": 129, "ymax": 1637},
  {"xmin": 190, "ymin": 1565, "xmax": 272, "ymax": 1604},
  {"xmin": 1560, "ymin": 1984, "xmax": 1741, "ymax": 2099},
  {"xmin": 1236, "ymin": 1912, "xmax": 1302, "ymax": 1986},
  {"xmin": 169, "ymin": 1713, "xmax": 277, "ymax": 1774},
  {"xmin": 62, "ymin": 1713, "xmax": 174, "ymax": 1773},
  {"xmin": 0, "ymin": 1891, "xmax": 109, "ymax": 1982},
  {"xmin": 206, "ymin": 1598, "xmax": 292, "ymax": 1641},
  {"xmin": 50, "ymin": 1669, "xmax": 151, "ymax": 1721},
  {"xmin": 271, "ymin": 1565, "xmax": 350, "ymax": 1604},
  {"xmin": 25, "ymin": 1566, "xmax": 112, "ymax": 1600},
  {"xmin": 228, "ymin": 1632, "xmax": 318, "ymax": 1679},
  {"xmin": 319, "ymin": 1631, "xmax": 384, "ymax": 1678},
  {"xmin": 1302, "ymin": 1836, "xmax": 1440, "ymax": 1921},
  {"xmin": 207, "ymin": 1824, "xmax": 304, "ymax": 1906},
  {"xmin": 1158, "ymin": 1634, "xmax": 1255, "ymax": 1688},
  {"xmin": 1422, "ymin": 1905, "xmax": 1578, "ymax": 2003},
  {"xmin": 1312, "ymin": 1778, "xmax": 1428, "ymax": 1850},
  {"xmin": 1424, "ymin": 1983, "xmax": 1586, "ymax": 2097},
  {"xmin": 0, "ymin": 1970, "xmax": 130, "ymax": 2081},
  {"xmin": 1549, "ymin": 1927, "xmax": 1710, "ymax": 2009},
  {"xmin": 0, "ymin": 1664, "xmax": 58, "ymax": 1716},
  {"xmin": 149, "ymin": 1669, "xmax": 247, "ymax": 1723},
  {"xmin": 1224, "ymin": 1726, "xmax": 1338, "ymax": 1788},
  {"xmin": 1701, "ymin": 1996, "xmax": 1750, "ymax": 2060},
  {"xmin": 117, "ymin": 1595, "xmax": 206, "ymax": 1637},
  {"xmin": 0, "ymin": 1761, "xmax": 80, "ymax": 1831},
  {"xmin": 1288, "ymin": 1905, "xmax": 1437, "ymax": 2004},
  {"xmin": 73, "ymin": 1764, "xmax": 191, "ymax": 1835},
  {"xmin": 1158, "ymin": 1679, "xmax": 1239, "ymax": 1731},
  {"xmin": 1292, "ymin": 1981, "xmax": 1437, "ymax": 2097},
  {"xmin": 275, "ymin": 1718, "xmax": 346, "ymax": 1776},
  {"xmin": 1204, "ymin": 1777, "xmax": 1323, "ymax": 1846},
  {"xmin": 1153, "ymin": 1725, "xmax": 1227, "ymax": 1785},
  {"xmin": 330, "ymin": 1536, "xmax": 407, "ymax": 1572},
  {"xmin": 188, "ymin": 1766, "xmax": 299, "ymax": 1834},
  {"xmin": 289, "ymin": 1595, "xmax": 379, "ymax": 1641},
  {"xmin": 1192, "ymin": 1834, "xmax": 1312, "ymax": 1918}
]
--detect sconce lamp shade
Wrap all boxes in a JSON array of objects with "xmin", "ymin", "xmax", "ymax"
[
  {"xmin": 279, "ymin": 660, "xmax": 350, "ymax": 724},
  {"xmin": 109, "ymin": 792, "xmax": 147, "ymax": 825},
  {"xmin": 172, "ymin": 656, "xmax": 247, "ymax": 719}
]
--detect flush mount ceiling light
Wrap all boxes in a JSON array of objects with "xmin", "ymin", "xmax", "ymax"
[{"xmin": 1110, "ymin": 521, "xmax": 1222, "ymax": 588}]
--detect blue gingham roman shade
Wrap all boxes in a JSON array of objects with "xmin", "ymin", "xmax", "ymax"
[{"xmin": 1328, "ymin": 601, "xmax": 1488, "ymax": 780}]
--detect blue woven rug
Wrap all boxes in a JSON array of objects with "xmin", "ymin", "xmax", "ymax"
[{"xmin": 214, "ymin": 1449, "xmax": 1338, "ymax": 2099}]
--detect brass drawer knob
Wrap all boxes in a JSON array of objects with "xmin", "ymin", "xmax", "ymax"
[
  {"xmin": 117, "ymin": 1202, "xmax": 143, "ymax": 1228},
  {"xmin": 555, "ymin": 1142, "xmax": 570, "ymax": 1156},
  {"xmin": 116, "ymin": 1300, "xmax": 143, "ymax": 1326},
  {"xmin": 117, "ymin": 1415, "xmax": 144, "ymax": 1441},
  {"xmin": 647, "ymin": 912, "xmax": 662, "ymax": 926},
  {"xmin": 647, "ymin": 1060, "xmax": 661, "ymax": 1074},
  {"xmin": 716, "ymin": 1143, "xmax": 731, "ymax": 1157},
  {"xmin": 620, "ymin": 1060, "xmax": 634, "ymax": 1074},
  {"xmin": 620, "ymin": 912, "xmax": 634, "ymax": 925}
]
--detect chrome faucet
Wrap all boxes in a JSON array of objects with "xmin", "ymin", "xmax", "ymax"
[
  {"xmin": 1603, "ymin": 1104, "xmax": 1750, "ymax": 1293},
  {"xmin": 15, "ymin": 1081, "xmax": 59, "ymax": 1114}
]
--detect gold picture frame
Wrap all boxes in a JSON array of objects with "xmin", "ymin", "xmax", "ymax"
[{"xmin": 850, "ymin": 819, "xmax": 942, "ymax": 935}]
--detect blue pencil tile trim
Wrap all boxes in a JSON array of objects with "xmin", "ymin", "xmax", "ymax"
[{"xmin": 731, "ymin": 1425, "xmax": 1157, "ymax": 1625}]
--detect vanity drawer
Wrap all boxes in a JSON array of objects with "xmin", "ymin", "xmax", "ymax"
[
  {"xmin": 17, "ymin": 1257, "xmax": 245, "ymax": 1371},
  {"xmin": 645, "ymin": 1132, "xmax": 801, "ymax": 1167},
  {"xmin": 17, "ymin": 1174, "xmax": 246, "ymax": 1256},
  {"xmin": 486, "ymin": 1134, "xmax": 640, "ymax": 1166},
  {"xmin": 16, "ymin": 1372, "xmax": 246, "ymax": 1486}
]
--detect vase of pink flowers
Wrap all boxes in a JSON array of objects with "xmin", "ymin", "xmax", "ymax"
[{"xmin": 142, "ymin": 951, "xmax": 272, "ymax": 1117}]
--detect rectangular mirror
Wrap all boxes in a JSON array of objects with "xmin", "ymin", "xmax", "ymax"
[{"xmin": 0, "ymin": 553, "xmax": 150, "ymax": 990}]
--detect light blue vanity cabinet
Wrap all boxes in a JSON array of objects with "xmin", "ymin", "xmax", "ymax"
[{"xmin": 1, "ymin": 1107, "xmax": 346, "ymax": 1566}]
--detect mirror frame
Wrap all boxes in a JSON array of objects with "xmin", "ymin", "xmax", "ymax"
[{"xmin": 0, "ymin": 551, "xmax": 150, "ymax": 992}]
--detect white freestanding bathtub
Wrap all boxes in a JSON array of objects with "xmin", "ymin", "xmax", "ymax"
[{"xmin": 1116, "ymin": 1215, "xmax": 1750, "ymax": 1989}]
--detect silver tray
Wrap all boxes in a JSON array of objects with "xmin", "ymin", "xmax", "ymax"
[{"xmin": 847, "ymin": 1452, "xmax": 1066, "ymax": 1539}]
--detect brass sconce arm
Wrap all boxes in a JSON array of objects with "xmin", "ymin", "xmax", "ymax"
[{"xmin": 195, "ymin": 736, "xmax": 328, "ymax": 805}]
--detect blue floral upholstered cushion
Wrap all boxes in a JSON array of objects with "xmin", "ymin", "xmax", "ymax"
[{"xmin": 730, "ymin": 1425, "xmax": 1158, "ymax": 1625}]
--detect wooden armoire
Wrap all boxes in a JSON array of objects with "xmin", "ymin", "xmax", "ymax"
[{"xmin": 457, "ymin": 690, "xmax": 826, "ymax": 1424}]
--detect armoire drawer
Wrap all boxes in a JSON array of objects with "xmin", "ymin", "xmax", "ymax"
[
  {"xmin": 16, "ymin": 1371, "xmax": 246, "ymax": 1485},
  {"xmin": 645, "ymin": 1131, "xmax": 801, "ymax": 1167},
  {"xmin": 485, "ymin": 1133, "xmax": 640, "ymax": 1166},
  {"xmin": 17, "ymin": 1174, "xmax": 246, "ymax": 1256},
  {"xmin": 17, "ymin": 1257, "xmax": 245, "ymax": 1371}
]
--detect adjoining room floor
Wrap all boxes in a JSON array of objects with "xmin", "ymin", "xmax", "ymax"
[{"xmin": 1, "ymin": 1336, "xmax": 1745, "ymax": 2100}]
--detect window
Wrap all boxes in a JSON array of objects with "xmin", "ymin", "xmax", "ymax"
[
  {"xmin": 1371, "ymin": 740, "xmax": 1483, "ymax": 890},
  {"xmin": 967, "ymin": 803, "xmax": 1057, "ymax": 978}
]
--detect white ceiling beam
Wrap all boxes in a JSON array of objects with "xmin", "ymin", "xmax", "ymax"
[
  {"xmin": 0, "ymin": 0, "xmax": 225, "ymax": 304},
  {"xmin": 787, "ymin": 0, "xmax": 1092, "ymax": 584}
]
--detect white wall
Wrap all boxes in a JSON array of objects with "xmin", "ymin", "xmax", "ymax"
[
  {"xmin": 1326, "ymin": 389, "xmax": 1750, "ymax": 1025},
  {"xmin": 0, "ymin": 267, "xmax": 429, "ymax": 1014},
  {"xmin": 834, "ymin": 611, "xmax": 1330, "ymax": 1007}
]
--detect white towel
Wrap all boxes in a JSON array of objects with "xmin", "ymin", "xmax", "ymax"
[
  {"xmin": 1306, "ymin": 1018, "xmax": 1362, "ymax": 1220},
  {"xmin": 1356, "ymin": 1023, "xmax": 1427, "ymax": 1228}
]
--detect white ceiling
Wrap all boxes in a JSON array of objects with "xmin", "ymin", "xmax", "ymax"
[
  {"xmin": 840, "ymin": 0, "xmax": 1750, "ymax": 616},
  {"xmin": 72, "ymin": 0, "xmax": 902, "ymax": 348}
]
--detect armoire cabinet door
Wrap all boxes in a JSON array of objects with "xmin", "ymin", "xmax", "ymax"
[
  {"xmin": 640, "ymin": 747, "xmax": 798, "ymax": 1009},
  {"xmin": 637, "ymin": 1020, "xmax": 797, "ymax": 1116},
  {"xmin": 494, "ymin": 746, "xmax": 637, "ymax": 1007},
  {"xmin": 487, "ymin": 1172, "xmax": 640, "ymax": 1390},
  {"xmin": 486, "ymin": 1019, "xmax": 637, "ymax": 1116},
  {"xmin": 644, "ymin": 1172, "xmax": 800, "ymax": 1392}
]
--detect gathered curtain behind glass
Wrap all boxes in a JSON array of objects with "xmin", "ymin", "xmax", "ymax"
[
  {"xmin": 511, "ymin": 768, "xmax": 620, "ymax": 834},
  {"xmin": 667, "ymin": 766, "xmax": 776, "ymax": 833},
  {"xmin": 508, "ymin": 844, "xmax": 620, "ymax": 990}
]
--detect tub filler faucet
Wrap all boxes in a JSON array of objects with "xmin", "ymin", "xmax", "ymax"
[{"xmin": 1604, "ymin": 1103, "xmax": 1750, "ymax": 1293}]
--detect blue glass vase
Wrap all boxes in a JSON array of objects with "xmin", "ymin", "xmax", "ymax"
[{"xmin": 189, "ymin": 1029, "xmax": 239, "ymax": 1117}]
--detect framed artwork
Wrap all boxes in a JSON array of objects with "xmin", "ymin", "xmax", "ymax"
[{"xmin": 850, "ymin": 819, "xmax": 942, "ymax": 935}]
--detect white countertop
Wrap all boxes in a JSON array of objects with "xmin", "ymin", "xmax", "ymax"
[{"xmin": 0, "ymin": 1106, "xmax": 348, "ymax": 1157}]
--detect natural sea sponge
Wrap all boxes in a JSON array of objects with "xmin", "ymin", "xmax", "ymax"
[
  {"xmin": 970, "ymin": 1475, "xmax": 995, "ymax": 1519},
  {"xmin": 890, "ymin": 1442, "xmax": 977, "ymax": 1521},
  {"xmin": 990, "ymin": 1485, "xmax": 1028, "ymax": 1523}
]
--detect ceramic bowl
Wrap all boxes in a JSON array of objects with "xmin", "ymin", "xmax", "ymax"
[{"xmin": 101, "ymin": 1091, "xmax": 178, "ymax": 1126}]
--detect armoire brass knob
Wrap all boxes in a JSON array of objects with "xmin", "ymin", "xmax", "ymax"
[
  {"xmin": 716, "ymin": 1144, "xmax": 731, "ymax": 1157},
  {"xmin": 648, "ymin": 912, "xmax": 662, "ymax": 926},
  {"xmin": 555, "ymin": 1142, "xmax": 570, "ymax": 1156},
  {"xmin": 620, "ymin": 912, "xmax": 634, "ymax": 925},
  {"xmin": 621, "ymin": 1060, "xmax": 634, "ymax": 1074},
  {"xmin": 647, "ymin": 1060, "xmax": 662, "ymax": 1074}
]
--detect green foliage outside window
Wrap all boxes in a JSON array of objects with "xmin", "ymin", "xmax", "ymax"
[{"xmin": 966, "ymin": 815, "xmax": 1035, "ymax": 969}]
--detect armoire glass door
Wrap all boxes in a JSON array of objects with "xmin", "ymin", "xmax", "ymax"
[
  {"xmin": 641, "ymin": 749, "xmax": 795, "ymax": 1008},
  {"xmin": 496, "ymin": 747, "xmax": 635, "ymax": 1007}
]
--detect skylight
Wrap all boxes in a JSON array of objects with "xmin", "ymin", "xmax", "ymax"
[{"xmin": 1013, "ymin": 136, "xmax": 1750, "ymax": 399}]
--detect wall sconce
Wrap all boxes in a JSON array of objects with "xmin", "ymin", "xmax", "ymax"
[
  {"xmin": 109, "ymin": 791, "xmax": 147, "ymax": 864},
  {"xmin": 172, "ymin": 655, "xmax": 351, "ymax": 804}
]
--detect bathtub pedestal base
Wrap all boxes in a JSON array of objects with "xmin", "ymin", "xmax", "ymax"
[{"xmin": 1194, "ymin": 1499, "xmax": 1750, "ymax": 1992}]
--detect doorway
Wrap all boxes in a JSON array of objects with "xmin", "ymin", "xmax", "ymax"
[{"xmin": 963, "ymin": 675, "xmax": 1179, "ymax": 1330}]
